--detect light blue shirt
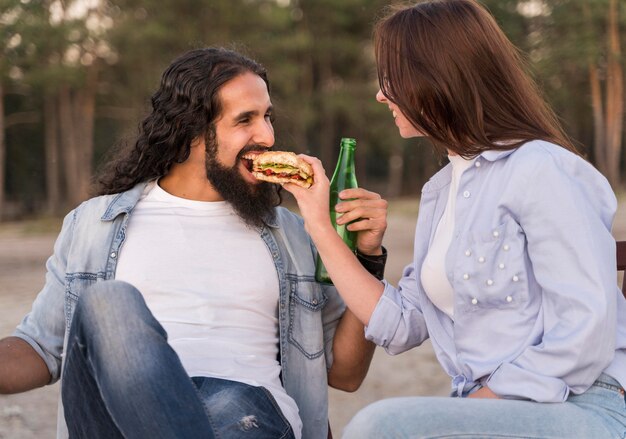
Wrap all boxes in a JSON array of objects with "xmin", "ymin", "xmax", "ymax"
[
  {"xmin": 13, "ymin": 182, "xmax": 344, "ymax": 439},
  {"xmin": 366, "ymin": 140, "xmax": 626, "ymax": 401}
]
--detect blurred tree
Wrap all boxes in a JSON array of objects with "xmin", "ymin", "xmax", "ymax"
[
  {"xmin": 583, "ymin": 0, "xmax": 623, "ymax": 186},
  {"xmin": 485, "ymin": 0, "xmax": 624, "ymax": 188},
  {"xmin": 4, "ymin": 0, "xmax": 621, "ymax": 218},
  {"xmin": 2, "ymin": 0, "xmax": 117, "ymax": 214}
]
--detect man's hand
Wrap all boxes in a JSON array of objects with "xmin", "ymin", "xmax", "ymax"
[
  {"xmin": 468, "ymin": 386, "xmax": 500, "ymax": 399},
  {"xmin": 335, "ymin": 188, "xmax": 388, "ymax": 256}
]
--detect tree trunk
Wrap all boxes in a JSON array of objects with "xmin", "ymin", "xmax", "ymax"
[
  {"xmin": 58, "ymin": 84, "xmax": 81, "ymax": 207},
  {"xmin": 44, "ymin": 92, "xmax": 61, "ymax": 215},
  {"xmin": 605, "ymin": 0, "xmax": 623, "ymax": 187},
  {"xmin": 0, "ymin": 82, "xmax": 5, "ymax": 221},
  {"xmin": 318, "ymin": 51, "xmax": 337, "ymax": 169},
  {"xmin": 588, "ymin": 65, "xmax": 606, "ymax": 173},
  {"xmin": 73, "ymin": 65, "xmax": 98, "ymax": 199},
  {"xmin": 386, "ymin": 147, "xmax": 404, "ymax": 198}
]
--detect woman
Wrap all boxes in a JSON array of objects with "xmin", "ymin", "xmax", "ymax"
[{"xmin": 284, "ymin": 0, "xmax": 626, "ymax": 437}]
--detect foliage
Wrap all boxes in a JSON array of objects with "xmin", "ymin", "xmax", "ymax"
[{"xmin": 0, "ymin": 0, "xmax": 625, "ymax": 218}]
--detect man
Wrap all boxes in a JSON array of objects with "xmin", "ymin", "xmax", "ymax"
[{"xmin": 0, "ymin": 48, "xmax": 388, "ymax": 438}]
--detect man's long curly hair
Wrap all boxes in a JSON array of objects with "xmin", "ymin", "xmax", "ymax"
[{"xmin": 94, "ymin": 47, "xmax": 270, "ymax": 196}]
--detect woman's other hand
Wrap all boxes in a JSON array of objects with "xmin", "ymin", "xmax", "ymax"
[{"xmin": 336, "ymin": 188, "xmax": 388, "ymax": 256}]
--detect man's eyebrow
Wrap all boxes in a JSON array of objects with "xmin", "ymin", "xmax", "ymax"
[{"xmin": 234, "ymin": 110, "xmax": 257, "ymax": 122}]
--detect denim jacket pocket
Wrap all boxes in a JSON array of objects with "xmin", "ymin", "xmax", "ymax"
[
  {"xmin": 455, "ymin": 218, "xmax": 529, "ymax": 312},
  {"xmin": 64, "ymin": 273, "xmax": 102, "ymax": 331},
  {"xmin": 287, "ymin": 274, "xmax": 327, "ymax": 359}
]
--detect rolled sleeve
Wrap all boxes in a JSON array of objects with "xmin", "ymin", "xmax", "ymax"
[
  {"xmin": 365, "ymin": 263, "xmax": 429, "ymax": 355},
  {"xmin": 12, "ymin": 209, "xmax": 76, "ymax": 383}
]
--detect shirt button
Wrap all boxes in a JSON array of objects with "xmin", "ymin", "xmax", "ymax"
[
  {"xmin": 471, "ymin": 298, "xmax": 478, "ymax": 305},
  {"xmin": 486, "ymin": 279, "xmax": 494, "ymax": 286},
  {"xmin": 492, "ymin": 230, "xmax": 500, "ymax": 238},
  {"xmin": 474, "ymin": 161, "xmax": 481, "ymax": 168},
  {"xmin": 110, "ymin": 252, "xmax": 117, "ymax": 259},
  {"xmin": 463, "ymin": 273, "xmax": 470, "ymax": 280},
  {"xmin": 312, "ymin": 299, "xmax": 318, "ymax": 305},
  {"xmin": 478, "ymin": 256, "xmax": 485, "ymax": 263},
  {"xmin": 512, "ymin": 275, "xmax": 519, "ymax": 282},
  {"xmin": 506, "ymin": 295, "xmax": 513, "ymax": 303},
  {"xmin": 503, "ymin": 244, "xmax": 510, "ymax": 251},
  {"xmin": 465, "ymin": 249, "xmax": 472, "ymax": 257},
  {"xmin": 463, "ymin": 190, "xmax": 471, "ymax": 198},
  {"xmin": 498, "ymin": 263, "xmax": 505, "ymax": 269}
]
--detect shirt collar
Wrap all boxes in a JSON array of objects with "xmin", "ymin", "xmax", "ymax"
[
  {"xmin": 479, "ymin": 148, "xmax": 517, "ymax": 162},
  {"xmin": 423, "ymin": 147, "xmax": 519, "ymax": 194}
]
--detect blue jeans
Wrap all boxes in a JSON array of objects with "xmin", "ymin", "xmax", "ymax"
[
  {"xmin": 61, "ymin": 280, "xmax": 295, "ymax": 439},
  {"xmin": 343, "ymin": 374, "xmax": 626, "ymax": 438}
]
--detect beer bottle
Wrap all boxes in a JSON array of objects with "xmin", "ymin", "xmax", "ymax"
[{"xmin": 315, "ymin": 137, "xmax": 358, "ymax": 284}]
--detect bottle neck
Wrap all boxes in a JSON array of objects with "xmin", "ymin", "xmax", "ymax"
[{"xmin": 332, "ymin": 145, "xmax": 356, "ymax": 178}]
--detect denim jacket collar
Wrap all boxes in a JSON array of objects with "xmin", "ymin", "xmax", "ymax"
[{"xmin": 100, "ymin": 181, "xmax": 279, "ymax": 228}]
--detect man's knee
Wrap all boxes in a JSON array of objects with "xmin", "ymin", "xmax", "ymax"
[
  {"xmin": 74, "ymin": 280, "xmax": 156, "ymax": 340},
  {"xmin": 77, "ymin": 280, "xmax": 144, "ymax": 319}
]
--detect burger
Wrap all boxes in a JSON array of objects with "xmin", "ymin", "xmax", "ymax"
[{"xmin": 244, "ymin": 151, "xmax": 314, "ymax": 188}]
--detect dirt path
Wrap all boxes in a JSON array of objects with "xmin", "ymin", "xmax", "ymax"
[{"xmin": 1, "ymin": 198, "xmax": 625, "ymax": 438}]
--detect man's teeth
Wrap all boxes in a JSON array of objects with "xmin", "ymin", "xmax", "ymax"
[{"xmin": 392, "ymin": 110, "xmax": 397, "ymax": 119}]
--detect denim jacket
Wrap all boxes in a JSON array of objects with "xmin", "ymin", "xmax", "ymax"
[
  {"xmin": 14, "ymin": 182, "xmax": 344, "ymax": 439},
  {"xmin": 366, "ymin": 140, "xmax": 626, "ymax": 401}
]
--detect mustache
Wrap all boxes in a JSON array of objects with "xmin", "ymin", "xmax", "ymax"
[{"xmin": 237, "ymin": 144, "xmax": 270, "ymax": 160}]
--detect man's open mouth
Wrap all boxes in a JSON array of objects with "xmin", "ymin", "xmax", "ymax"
[{"xmin": 241, "ymin": 152, "xmax": 261, "ymax": 172}]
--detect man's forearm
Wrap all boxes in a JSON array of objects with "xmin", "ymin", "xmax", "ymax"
[
  {"xmin": 0, "ymin": 336, "xmax": 51, "ymax": 394},
  {"xmin": 327, "ymin": 309, "xmax": 376, "ymax": 392}
]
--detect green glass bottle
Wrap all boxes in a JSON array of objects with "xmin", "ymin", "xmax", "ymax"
[{"xmin": 315, "ymin": 137, "xmax": 358, "ymax": 284}]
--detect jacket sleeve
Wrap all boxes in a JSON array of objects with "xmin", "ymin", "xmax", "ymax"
[
  {"xmin": 486, "ymin": 152, "xmax": 618, "ymax": 401},
  {"xmin": 364, "ymin": 261, "xmax": 430, "ymax": 355},
  {"xmin": 12, "ymin": 208, "xmax": 77, "ymax": 383}
]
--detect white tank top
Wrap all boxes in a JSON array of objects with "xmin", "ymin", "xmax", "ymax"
[
  {"xmin": 420, "ymin": 155, "xmax": 475, "ymax": 319},
  {"xmin": 115, "ymin": 181, "xmax": 302, "ymax": 437}
]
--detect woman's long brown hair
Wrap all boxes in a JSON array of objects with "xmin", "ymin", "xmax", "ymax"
[{"xmin": 374, "ymin": 0, "xmax": 576, "ymax": 157}]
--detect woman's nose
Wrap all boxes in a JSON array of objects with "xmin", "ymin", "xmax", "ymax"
[{"xmin": 376, "ymin": 89, "xmax": 387, "ymax": 103}]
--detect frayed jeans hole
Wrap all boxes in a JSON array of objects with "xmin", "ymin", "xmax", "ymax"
[{"xmin": 238, "ymin": 415, "xmax": 259, "ymax": 431}]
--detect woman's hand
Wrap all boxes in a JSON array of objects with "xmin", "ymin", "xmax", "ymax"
[
  {"xmin": 336, "ymin": 189, "xmax": 387, "ymax": 256},
  {"xmin": 282, "ymin": 155, "xmax": 333, "ymax": 237}
]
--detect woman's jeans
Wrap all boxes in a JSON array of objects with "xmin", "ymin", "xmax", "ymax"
[
  {"xmin": 343, "ymin": 376, "xmax": 626, "ymax": 438},
  {"xmin": 61, "ymin": 280, "xmax": 295, "ymax": 439}
]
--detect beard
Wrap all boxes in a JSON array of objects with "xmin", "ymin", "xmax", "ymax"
[{"xmin": 204, "ymin": 141, "xmax": 280, "ymax": 229}]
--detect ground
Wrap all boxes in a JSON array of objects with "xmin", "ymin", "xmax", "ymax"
[{"xmin": 1, "ymin": 197, "xmax": 624, "ymax": 438}]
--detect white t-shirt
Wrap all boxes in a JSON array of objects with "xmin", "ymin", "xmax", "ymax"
[
  {"xmin": 421, "ymin": 155, "xmax": 475, "ymax": 319},
  {"xmin": 115, "ymin": 181, "xmax": 302, "ymax": 437}
]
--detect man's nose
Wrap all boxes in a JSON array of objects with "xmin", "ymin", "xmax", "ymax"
[{"xmin": 254, "ymin": 120, "xmax": 275, "ymax": 148}]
